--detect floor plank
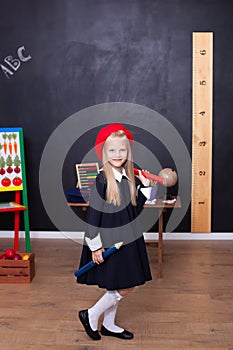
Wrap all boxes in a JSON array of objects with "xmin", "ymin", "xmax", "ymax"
[{"xmin": 0, "ymin": 238, "xmax": 232, "ymax": 349}]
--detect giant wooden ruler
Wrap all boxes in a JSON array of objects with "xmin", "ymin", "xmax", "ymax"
[{"xmin": 191, "ymin": 32, "xmax": 213, "ymax": 232}]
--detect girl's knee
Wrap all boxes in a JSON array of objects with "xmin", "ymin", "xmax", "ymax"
[{"xmin": 118, "ymin": 287, "xmax": 135, "ymax": 297}]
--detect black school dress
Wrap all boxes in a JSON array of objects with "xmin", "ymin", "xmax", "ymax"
[{"xmin": 76, "ymin": 171, "xmax": 152, "ymax": 290}]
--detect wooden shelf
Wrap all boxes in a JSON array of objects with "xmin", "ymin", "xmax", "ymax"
[{"xmin": 0, "ymin": 201, "xmax": 26, "ymax": 212}]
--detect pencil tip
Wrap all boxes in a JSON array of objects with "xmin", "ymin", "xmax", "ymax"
[{"xmin": 115, "ymin": 242, "xmax": 124, "ymax": 249}]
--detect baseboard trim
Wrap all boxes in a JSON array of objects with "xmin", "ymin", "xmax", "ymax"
[{"xmin": 1, "ymin": 231, "xmax": 233, "ymax": 240}]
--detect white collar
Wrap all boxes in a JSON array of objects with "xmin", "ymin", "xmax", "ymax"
[{"xmin": 112, "ymin": 167, "xmax": 129, "ymax": 182}]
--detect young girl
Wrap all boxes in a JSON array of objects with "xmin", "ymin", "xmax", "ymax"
[{"xmin": 77, "ymin": 123, "xmax": 152, "ymax": 340}]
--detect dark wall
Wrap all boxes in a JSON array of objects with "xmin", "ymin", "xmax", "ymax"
[{"xmin": 0, "ymin": 0, "xmax": 232, "ymax": 232}]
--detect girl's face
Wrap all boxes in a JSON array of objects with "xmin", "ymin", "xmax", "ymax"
[{"xmin": 104, "ymin": 137, "xmax": 128, "ymax": 171}]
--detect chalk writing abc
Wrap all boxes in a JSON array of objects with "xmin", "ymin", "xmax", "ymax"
[{"xmin": 1, "ymin": 46, "xmax": 31, "ymax": 79}]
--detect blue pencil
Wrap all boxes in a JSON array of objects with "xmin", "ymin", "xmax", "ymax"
[{"xmin": 74, "ymin": 242, "xmax": 123, "ymax": 278}]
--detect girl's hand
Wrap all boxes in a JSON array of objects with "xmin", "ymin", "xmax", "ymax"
[
  {"xmin": 92, "ymin": 248, "xmax": 105, "ymax": 265},
  {"xmin": 136, "ymin": 170, "xmax": 150, "ymax": 187}
]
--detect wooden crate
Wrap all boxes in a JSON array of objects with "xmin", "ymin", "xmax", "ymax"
[{"xmin": 0, "ymin": 253, "xmax": 35, "ymax": 283}]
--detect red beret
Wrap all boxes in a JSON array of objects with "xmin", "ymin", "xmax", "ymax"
[{"xmin": 94, "ymin": 123, "xmax": 134, "ymax": 160}]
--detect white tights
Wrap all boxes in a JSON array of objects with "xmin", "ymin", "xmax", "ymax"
[{"xmin": 88, "ymin": 290, "xmax": 123, "ymax": 332}]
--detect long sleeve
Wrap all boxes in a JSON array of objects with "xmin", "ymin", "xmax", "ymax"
[
  {"xmin": 135, "ymin": 177, "xmax": 153, "ymax": 214},
  {"xmin": 85, "ymin": 172, "xmax": 107, "ymax": 251}
]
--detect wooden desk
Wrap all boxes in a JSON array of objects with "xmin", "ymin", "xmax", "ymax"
[{"xmin": 68, "ymin": 196, "xmax": 181, "ymax": 278}]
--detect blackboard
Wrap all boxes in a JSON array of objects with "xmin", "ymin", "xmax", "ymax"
[{"xmin": 0, "ymin": 0, "xmax": 233, "ymax": 232}]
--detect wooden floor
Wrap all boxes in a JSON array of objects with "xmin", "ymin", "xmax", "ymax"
[{"xmin": 0, "ymin": 238, "xmax": 233, "ymax": 350}]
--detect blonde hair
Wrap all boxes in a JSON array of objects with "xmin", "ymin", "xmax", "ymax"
[{"xmin": 102, "ymin": 131, "xmax": 136, "ymax": 206}]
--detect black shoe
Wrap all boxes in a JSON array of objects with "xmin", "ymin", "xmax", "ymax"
[
  {"xmin": 78, "ymin": 309, "xmax": 101, "ymax": 341},
  {"xmin": 100, "ymin": 325, "xmax": 134, "ymax": 339}
]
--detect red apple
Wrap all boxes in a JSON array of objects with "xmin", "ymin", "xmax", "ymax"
[
  {"xmin": 5, "ymin": 248, "xmax": 16, "ymax": 259},
  {"xmin": 13, "ymin": 253, "xmax": 22, "ymax": 260},
  {"xmin": 0, "ymin": 254, "xmax": 7, "ymax": 260}
]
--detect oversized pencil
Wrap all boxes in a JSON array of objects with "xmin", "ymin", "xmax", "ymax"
[
  {"xmin": 74, "ymin": 242, "xmax": 123, "ymax": 278},
  {"xmin": 134, "ymin": 168, "xmax": 178, "ymax": 187},
  {"xmin": 134, "ymin": 168, "xmax": 164, "ymax": 184}
]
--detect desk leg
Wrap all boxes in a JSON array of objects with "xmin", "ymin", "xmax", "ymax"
[{"xmin": 157, "ymin": 209, "xmax": 164, "ymax": 278}]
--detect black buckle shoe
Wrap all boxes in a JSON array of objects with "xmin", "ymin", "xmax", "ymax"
[
  {"xmin": 100, "ymin": 325, "xmax": 134, "ymax": 339},
  {"xmin": 78, "ymin": 309, "xmax": 101, "ymax": 341}
]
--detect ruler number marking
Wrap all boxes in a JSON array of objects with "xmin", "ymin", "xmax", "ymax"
[
  {"xmin": 200, "ymin": 80, "xmax": 207, "ymax": 86},
  {"xmin": 200, "ymin": 49, "xmax": 206, "ymax": 55},
  {"xmin": 199, "ymin": 111, "xmax": 206, "ymax": 116},
  {"xmin": 199, "ymin": 141, "xmax": 206, "ymax": 146}
]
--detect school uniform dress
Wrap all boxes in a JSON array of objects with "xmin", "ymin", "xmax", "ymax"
[{"xmin": 76, "ymin": 168, "xmax": 152, "ymax": 290}]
